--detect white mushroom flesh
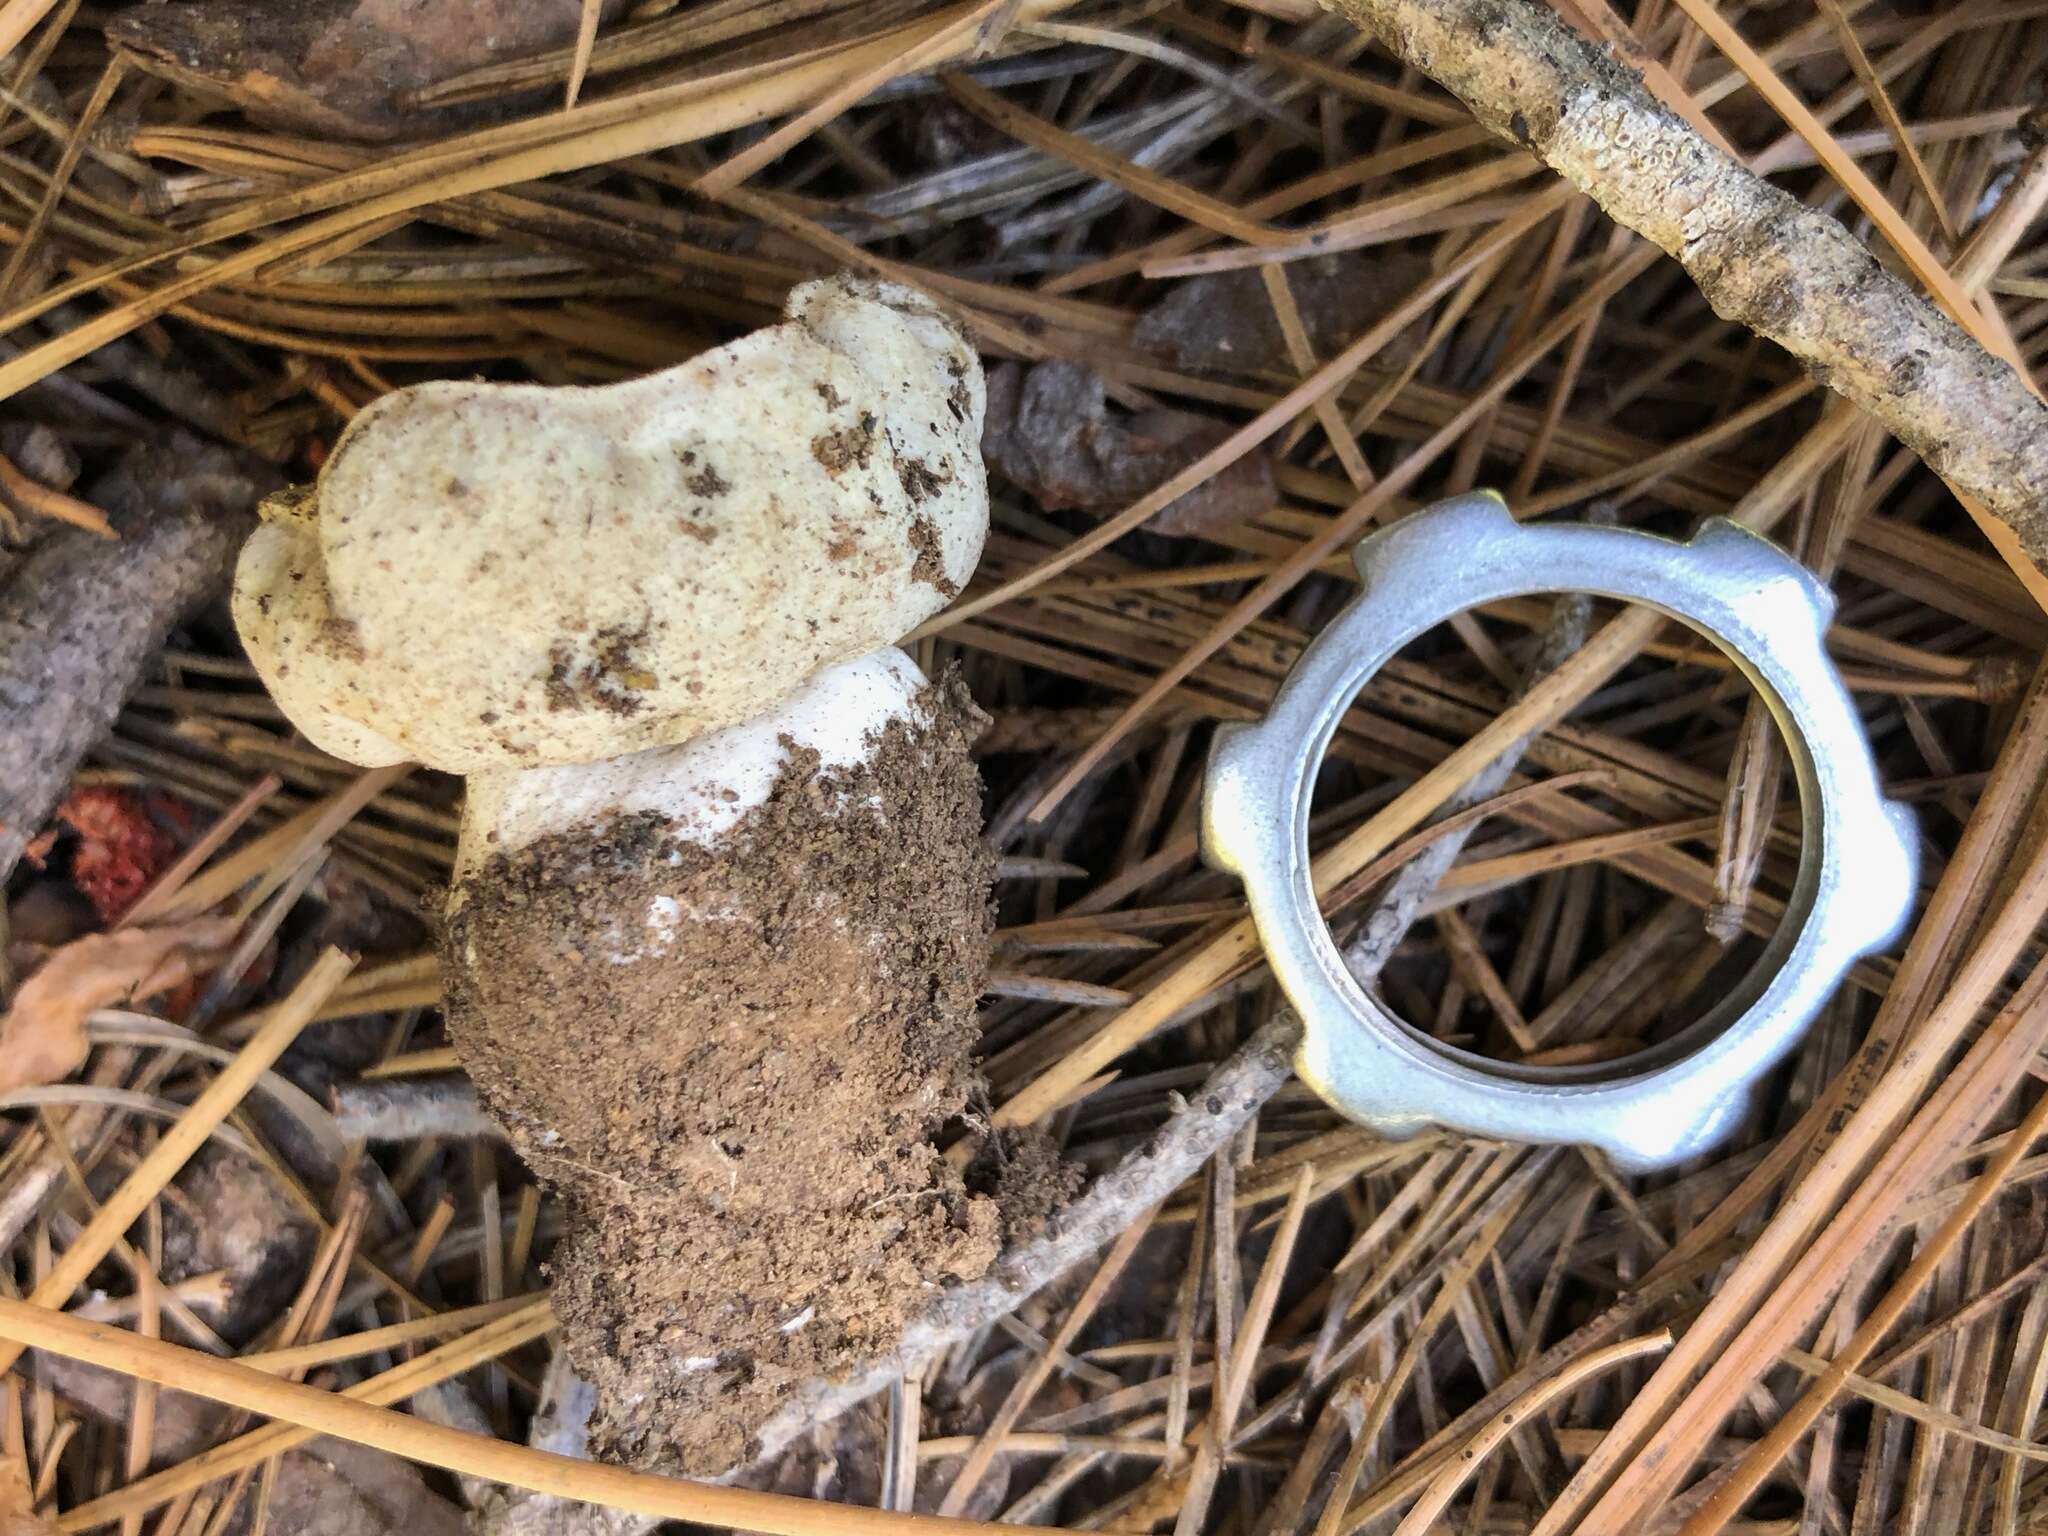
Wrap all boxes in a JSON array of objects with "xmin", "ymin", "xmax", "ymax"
[{"xmin": 452, "ymin": 646, "xmax": 928, "ymax": 886}]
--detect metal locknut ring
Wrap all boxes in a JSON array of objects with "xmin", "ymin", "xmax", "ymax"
[{"xmin": 1202, "ymin": 491, "xmax": 1917, "ymax": 1172}]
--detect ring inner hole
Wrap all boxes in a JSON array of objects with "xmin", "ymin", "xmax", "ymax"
[{"xmin": 1305, "ymin": 597, "xmax": 1804, "ymax": 1080}]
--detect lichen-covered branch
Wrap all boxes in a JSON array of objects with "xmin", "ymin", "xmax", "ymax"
[{"xmin": 1318, "ymin": 0, "xmax": 2048, "ymax": 573}]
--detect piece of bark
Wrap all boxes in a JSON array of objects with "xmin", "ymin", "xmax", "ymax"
[
  {"xmin": 983, "ymin": 360, "xmax": 1276, "ymax": 538},
  {"xmin": 1314, "ymin": 0, "xmax": 2048, "ymax": 573},
  {"xmin": 0, "ymin": 431, "xmax": 271, "ymax": 882},
  {"xmin": 110, "ymin": 0, "xmax": 632, "ymax": 143},
  {"xmin": 1134, "ymin": 250, "xmax": 1432, "ymax": 376}
]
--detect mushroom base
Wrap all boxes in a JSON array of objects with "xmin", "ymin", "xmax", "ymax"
[{"xmin": 442, "ymin": 678, "xmax": 1054, "ymax": 1474}]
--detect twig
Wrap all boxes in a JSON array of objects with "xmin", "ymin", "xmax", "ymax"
[
  {"xmin": 332, "ymin": 1078, "xmax": 503, "ymax": 1142},
  {"xmin": 1317, "ymin": 0, "xmax": 2048, "ymax": 601}
]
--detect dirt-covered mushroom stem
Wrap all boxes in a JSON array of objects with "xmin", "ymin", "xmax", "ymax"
[
  {"xmin": 447, "ymin": 650, "xmax": 1011, "ymax": 1474},
  {"xmin": 229, "ymin": 274, "xmax": 1055, "ymax": 1472}
]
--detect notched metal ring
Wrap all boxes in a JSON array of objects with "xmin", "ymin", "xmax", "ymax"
[{"xmin": 1203, "ymin": 491, "xmax": 1917, "ymax": 1172}]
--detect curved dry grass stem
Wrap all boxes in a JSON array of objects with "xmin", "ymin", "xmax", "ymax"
[
  {"xmin": 0, "ymin": 1271, "xmax": 1067, "ymax": 1536},
  {"xmin": 1391, "ymin": 1329, "xmax": 1673, "ymax": 1536}
]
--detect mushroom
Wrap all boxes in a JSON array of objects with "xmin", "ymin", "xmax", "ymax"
[
  {"xmin": 445, "ymin": 644, "xmax": 1006, "ymax": 1473},
  {"xmin": 234, "ymin": 272, "xmax": 986, "ymax": 772},
  {"xmin": 233, "ymin": 274, "xmax": 1042, "ymax": 1473}
]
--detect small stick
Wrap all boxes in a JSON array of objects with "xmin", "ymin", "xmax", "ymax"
[
  {"xmin": 152, "ymin": 764, "xmax": 408, "ymax": 922},
  {"xmin": 693, "ymin": 0, "xmax": 1009, "ymax": 198},
  {"xmin": 0, "ymin": 0, "xmax": 65, "ymax": 61},
  {"xmin": 0, "ymin": 450, "xmax": 111, "ymax": 536},
  {"xmin": 1316, "ymin": 0, "xmax": 2048, "ymax": 601}
]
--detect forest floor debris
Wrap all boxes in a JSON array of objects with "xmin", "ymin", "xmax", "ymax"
[{"xmin": 1, "ymin": 1, "xmax": 2047, "ymax": 1533}]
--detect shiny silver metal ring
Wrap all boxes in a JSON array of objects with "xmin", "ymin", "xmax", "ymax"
[{"xmin": 1203, "ymin": 491, "xmax": 1917, "ymax": 1172}]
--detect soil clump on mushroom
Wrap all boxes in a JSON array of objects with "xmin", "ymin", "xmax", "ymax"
[{"xmin": 445, "ymin": 677, "xmax": 1057, "ymax": 1474}]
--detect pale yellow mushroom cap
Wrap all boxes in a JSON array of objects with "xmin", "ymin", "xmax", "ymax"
[{"xmin": 233, "ymin": 273, "xmax": 987, "ymax": 771}]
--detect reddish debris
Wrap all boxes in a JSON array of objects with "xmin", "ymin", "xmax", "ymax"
[{"xmin": 54, "ymin": 786, "xmax": 178, "ymax": 924}]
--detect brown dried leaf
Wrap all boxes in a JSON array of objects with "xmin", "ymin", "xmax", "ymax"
[
  {"xmin": 982, "ymin": 360, "xmax": 1275, "ymax": 540},
  {"xmin": 0, "ymin": 916, "xmax": 239, "ymax": 1094}
]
